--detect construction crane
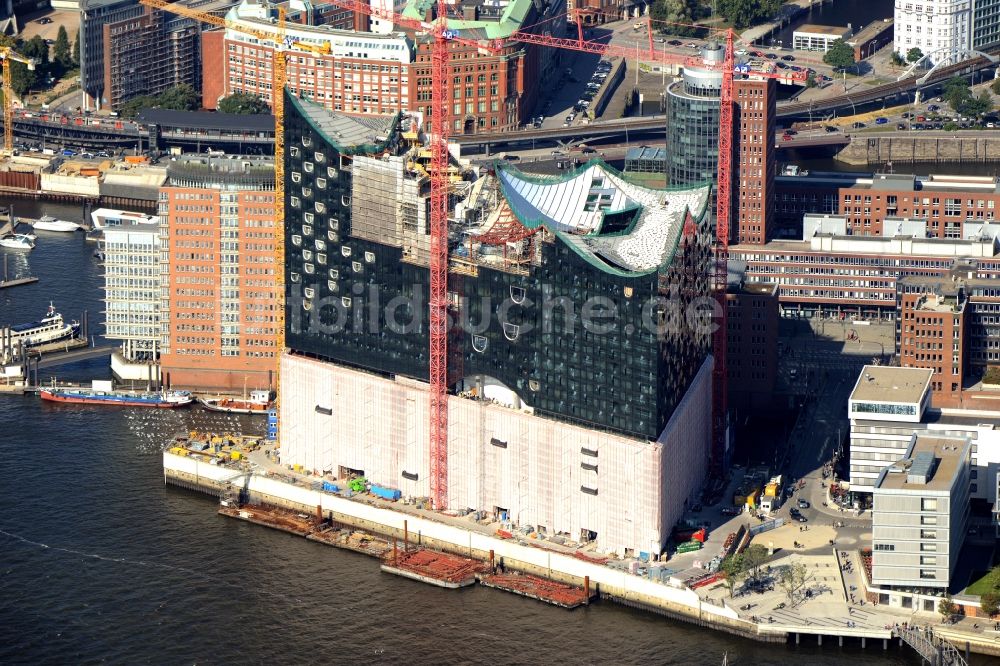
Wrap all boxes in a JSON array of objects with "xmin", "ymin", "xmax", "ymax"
[
  {"xmin": 142, "ymin": 0, "xmax": 312, "ymax": 444},
  {"xmin": 1, "ymin": 46, "xmax": 35, "ymax": 156}
]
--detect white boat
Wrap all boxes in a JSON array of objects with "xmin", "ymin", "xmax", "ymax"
[
  {"xmin": 32, "ymin": 216, "xmax": 82, "ymax": 232},
  {"xmin": 6, "ymin": 302, "xmax": 79, "ymax": 347},
  {"xmin": 197, "ymin": 389, "xmax": 273, "ymax": 414},
  {"xmin": 0, "ymin": 234, "xmax": 35, "ymax": 250},
  {"xmin": 90, "ymin": 208, "xmax": 158, "ymax": 231}
]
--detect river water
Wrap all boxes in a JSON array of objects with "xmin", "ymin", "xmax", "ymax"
[
  {"xmin": 770, "ymin": 0, "xmax": 895, "ymax": 50},
  {"xmin": 0, "ymin": 201, "xmax": 947, "ymax": 664}
]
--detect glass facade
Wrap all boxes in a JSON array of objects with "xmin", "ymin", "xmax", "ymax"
[
  {"xmin": 666, "ymin": 76, "xmax": 720, "ymax": 190},
  {"xmin": 285, "ymin": 92, "xmax": 713, "ymax": 440}
]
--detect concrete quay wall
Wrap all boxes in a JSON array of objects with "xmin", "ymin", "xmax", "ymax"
[
  {"xmin": 835, "ymin": 135, "xmax": 1000, "ymax": 165},
  {"xmin": 164, "ymin": 452, "xmax": 777, "ymax": 641}
]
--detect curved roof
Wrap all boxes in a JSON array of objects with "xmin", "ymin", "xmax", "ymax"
[{"xmin": 495, "ymin": 161, "xmax": 711, "ymax": 277}]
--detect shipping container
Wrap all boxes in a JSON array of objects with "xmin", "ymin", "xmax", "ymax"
[
  {"xmin": 370, "ymin": 484, "xmax": 402, "ymax": 501},
  {"xmin": 676, "ymin": 540, "xmax": 702, "ymax": 554},
  {"xmin": 322, "ymin": 481, "xmax": 339, "ymax": 493}
]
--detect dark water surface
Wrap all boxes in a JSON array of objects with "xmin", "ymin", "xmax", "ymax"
[{"xmin": 0, "ymin": 200, "xmax": 930, "ymax": 664}]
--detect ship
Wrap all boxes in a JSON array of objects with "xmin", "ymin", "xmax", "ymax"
[
  {"xmin": 0, "ymin": 233, "xmax": 36, "ymax": 250},
  {"xmin": 32, "ymin": 216, "xmax": 82, "ymax": 232},
  {"xmin": 39, "ymin": 384, "xmax": 193, "ymax": 408},
  {"xmin": 90, "ymin": 208, "xmax": 159, "ymax": 231},
  {"xmin": 7, "ymin": 302, "xmax": 78, "ymax": 347},
  {"xmin": 197, "ymin": 389, "xmax": 273, "ymax": 414}
]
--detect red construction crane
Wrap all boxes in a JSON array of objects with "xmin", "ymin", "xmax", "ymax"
[{"xmin": 325, "ymin": 0, "xmax": 804, "ymax": 501}]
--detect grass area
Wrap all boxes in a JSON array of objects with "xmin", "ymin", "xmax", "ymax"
[
  {"xmin": 965, "ymin": 568, "xmax": 1000, "ymax": 596},
  {"xmin": 984, "ymin": 366, "xmax": 1000, "ymax": 385}
]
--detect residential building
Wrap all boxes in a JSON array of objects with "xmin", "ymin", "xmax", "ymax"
[
  {"xmin": 280, "ymin": 93, "xmax": 716, "ymax": 555},
  {"xmin": 102, "ymin": 223, "xmax": 163, "ymax": 382},
  {"xmin": 871, "ymin": 434, "xmax": 971, "ymax": 594},
  {"xmin": 792, "ymin": 24, "xmax": 852, "ymax": 52},
  {"xmin": 894, "ymin": 0, "xmax": 971, "ymax": 64},
  {"xmin": 973, "ymin": 0, "xmax": 1000, "ymax": 51},
  {"xmin": 81, "ymin": 0, "xmax": 146, "ymax": 110},
  {"xmin": 158, "ymin": 155, "xmax": 279, "ymax": 391}
]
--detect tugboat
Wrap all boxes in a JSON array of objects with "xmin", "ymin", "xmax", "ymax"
[
  {"xmin": 7, "ymin": 302, "xmax": 79, "ymax": 347},
  {"xmin": 39, "ymin": 381, "xmax": 193, "ymax": 408},
  {"xmin": 197, "ymin": 389, "xmax": 272, "ymax": 414}
]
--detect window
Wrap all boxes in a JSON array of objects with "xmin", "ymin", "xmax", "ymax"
[
  {"xmin": 920, "ymin": 556, "xmax": 937, "ymax": 566},
  {"xmin": 921, "ymin": 498, "xmax": 938, "ymax": 511},
  {"xmin": 874, "ymin": 543, "xmax": 895, "ymax": 551},
  {"xmin": 352, "ymin": 261, "xmax": 362, "ymax": 273},
  {"xmin": 472, "ymin": 335, "xmax": 488, "ymax": 352},
  {"xmin": 503, "ymin": 322, "xmax": 519, "ymax": 341},
  {"xmin": 341, "ymin": 297, "xmax": 352, "ymax": 308},
  {"xmin": 341, "ymin": 246, "xmax": 352, "ymax": 257},
  {"xmin": 920, "ymin": 529, "xmax": 937, "ymax": 539},
  {"xmin": 920, "ymin": 515, "xmax": 938, "ymax": 525},
  {"xmin": 919, "ymin": 570, "xmax": 936, "ymax": 580},
  {"xmin": 920, "ymin": 542, "xmax": 937, "ymax": 552},
  {"xmin": 365, "ymin": 251, "xmax": 375, "ymax": 263}
]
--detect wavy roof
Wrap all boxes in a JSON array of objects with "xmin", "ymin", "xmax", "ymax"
[{"xmin": 495, "ymin": 161, "xmax": 711, "ymax": 277}]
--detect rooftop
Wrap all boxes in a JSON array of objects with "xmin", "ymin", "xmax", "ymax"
[
  {"xmin": 876, "ymin": 435, "xmax": 968, "ymax": 492},
  {"xmin": 850, "ymin": 173, "xmax": 1000, "ymax": 193},
  {"xmin": 794, "ymin": 24, "xmax": 851, "ymax": 36},
  {"xmin": 137, "ymin": 108, "xmax": 275, "ymax": 132},
  {"xmin": 289, "ymin": 93, "xmax": 399, "ymax": 154},
  {"xmin": 495, "ymin": 162, "xmax": 710, "ymax": 276},
  {"xmin": 850, "ymin": 365, "xmax": 932, "ymax": 404},
  {"xmin": 402, "ymin": 0, "xmax": 539, "ymax": 39}
]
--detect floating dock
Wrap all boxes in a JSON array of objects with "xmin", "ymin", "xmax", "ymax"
[
  {"xmin": 218, "ymin": 504, "xmax": 315, "ymax": 537},
  {"xmin": 478, "ymin": 572, "xmax": 593, "ymax": 608},
  {"xmin": 307, "ymin": 527, "xmax": 392, "ymax": 558},
  {"xmin": 0, "ymin": 276, "xmax": 39, "ymax": 290},
  {"xmin": 380, "ymin": 549, "xmax": 487, "ymax": 588}
]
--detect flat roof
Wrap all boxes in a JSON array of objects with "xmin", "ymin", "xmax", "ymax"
[
  {"xmin": 794, "ymin": 24, "xmax": 851, "ymax": 36},
  {"xmin": 876, "ymin": 435, "xmax": 967, "ymax": 491},
  {"xmin": 850, "ymin": 365, "xmax": 932, "ymax": 404}
]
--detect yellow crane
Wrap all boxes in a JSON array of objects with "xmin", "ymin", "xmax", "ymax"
[
  {"xmin": 141, "ymin": 0, "xmax": 311, "ymax": 444},
  {"xmin": 1, "ymin": 46, "xmax": 35, "ymax": 156}
]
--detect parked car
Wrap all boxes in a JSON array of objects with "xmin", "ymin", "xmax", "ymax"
[
  {"xmin": 796, "ymin": 515, "xmax": 808, "ymax": 523},
  {"xmin": 765, "ymin": 53, "xmax": 778, "ymax": 60},
  {"xmin": 875, "ymin": 117, "xmax": 888, "ymax": 124},
  {"xmin": 667, "ymin": 39, "xmax": 682, "ymax": 46},
  {"xmin": 916, "ymin": 115, "xmax": 926, "ymax": 121},
  {"xmin": 784, "ymin": 129, "xmax": 798, "ymax": 135},
  {"xmin": 781, "ymin": 54, "xmax": 795, "ymax": 61},
  {"xmin": 851, "ymin": 121, "xmax": 865, "ymax": 128},
  {"xmin": 782, "ymin": 133, "xmax": 794, "ymax": 141},
  {"xmin": 824, "ymin": 125, "xmax": 838, "ymax": 132},
  {"xmin": 896, "ymin": 122, "xmax": 906, "ymax": 130},
  {"xmin": 797, "ymin": 499, "xmax": 810, "ymax": 509}
]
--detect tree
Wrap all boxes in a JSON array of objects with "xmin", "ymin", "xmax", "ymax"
[
  {"xmin": 778, "ymin": 562, "xmax": 815, "ymax": 604},
  {"xmin": 805, "ymin": 71, "xmax": 818, "ymax": 88},
  {"xmin": 961, "ymin": 91, "xmax": 993, "ymax": 118},
  {"xmin": 217, "ymin": 92, "xmax": 269, "ymax": 115},
  {"xmin": 981, "ymin": 592, "xmax": 1000, "ymax": 618},
  {"xmin": 72, "ymin": 29, "xmax": 80, "ymax": 67},
  {"xmin": 741, "ymin": 544, "xmax": 769, "ymax": 586},
  {"xmin": 22, "ymin": 35, "xmax": 49, "ymax": 68},
  {"xmin": 823, "ymin": 39, "xmax": 856, "ymax": 71},
  {"xmin": 53, "ymin": 26, "xmax": 71, "ymax": 68},
  {"xmin": 720, "ymin": 555, "xmax": 745, "ymax": 597},
  {"xmin": 939, "ymin": 595, "xmax": 957, "ymax": 623},
  {"xmin": 944, "ymin": 75, "xmax": 971, "ymax": 113},
  {"xmin": 906, "ymin": 47, "xmax": 923, "ymax": 63},
  {"xmin": 717, "ymin": 0, "xmax": 781, "ymax": 30},
  {"xmin": 0, "ymin": 35, "xmax": 36, "ymax": 97},
  {"xmin": 156, "ymin": 84, "xmax": 199, "ymax": 111},
  {"xmin": 890, "ymin": 52, "xmax": 905, "ymax": 67},
  {"xmin": 992, "ymin": 78, "xmax": 1000, "ymax": 96},
  {"xmin": 650, "ymin": 0, "xmax": 699, "ymax": 37}
]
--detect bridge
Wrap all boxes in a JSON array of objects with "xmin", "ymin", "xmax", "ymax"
[
  {"xmin": 33, "ymin": 344, "xmax": 116, "ymax": 370},
  {"xmin": 893, "ymin": 626, "xmax": 967, "ymax": 666}
]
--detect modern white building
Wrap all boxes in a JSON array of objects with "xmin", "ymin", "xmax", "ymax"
[
  {"xmin": 280, "ymin": 353, "xmax": 713, "ymax": 558},
  {"xmin": 102, "ymin": 223, "xmax": 162, "ymax": 381},
  {"xmin": 894, "ymin": 0, "xmax": 972, "ymax": 64},
  {"xmin": 872, "ymin": 434, "xmax": 971, "ymax": 592},
  {"xmin": 792, "ymin": 24, "xmax": 852, "ymax": 52}
]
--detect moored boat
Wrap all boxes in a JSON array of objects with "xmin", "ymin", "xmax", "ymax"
[
  {"xmin": 33, "ymin": 216, "xmax": 82, "ymax": 232},
  {"xmin": 0, "ymin": 234, "xmax": 35, "ymax": 250},
  {"xmin": 7, "ymin": 302, "xmax": 78, "ymax": 347},
  {"xmin": 197, "ymin": 389, "xmax": 272, "ymax": 414},
  {"xmin": 40, "ymin": 386, "xmax": 193, "ymax": 408}
]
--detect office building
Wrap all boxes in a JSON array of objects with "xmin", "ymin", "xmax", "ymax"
[
  {"xmin": 157, "ymin": 155, "xmax": 279, "ymax": 391},
  {"xmin": 792, "ymin": 24, "xmax": 852, "ymax": 51},
  {"xmin": 894, "ymin": 0, "xmax": 971, "ymax": 64},
  {"xmin": 279, "ymin": 93, "xmax": 716, "ymax": 555},
  {"xmin": 217, "ymin": 0, "xmax": 563, "ymax": 130},
  {"xmin": 103, "ymin": 223, "xmax": 163, "ymax": 382},
  {"xmin": 872, "ymin": 434, "xmax": 971, "ymax": 594},
  {"xmin": 726, "ymin": 263, "xmax": 779, "ymax": 412},
  {"xmin": 667, "ymin": 44, "xmax": 777, "ymax": 243}
]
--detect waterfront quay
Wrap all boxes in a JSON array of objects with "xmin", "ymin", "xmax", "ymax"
[{"xmin": 162, "ymin": 445, "xmax": 1000, "ymax": 659}]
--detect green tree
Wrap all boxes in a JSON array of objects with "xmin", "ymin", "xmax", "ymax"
[
  {"xmin": 960, "ymin": 91, "xmax": 993, "ymax": 117},
  {"xmin": 22, "ymin": 35, "xmax": 49, "ymax": 67},
  {"xmin": 53, "ymin": 26, "xmax": 71, "ymax": 68},
  {"xmin": 0, "ymin": 35, "xmax": 37, "ymax": 97},
  {"xmin": 741, "ymin": 544, "xmax": 769, "ymax": 586},
  {"xmin": 217, "ymin": 92, "xmax": 269, "ymax": 115},
  {"xmin": 906, "ymin": 47, "xmax": 923, "ymax": 63},
  {"xmin": 72, "ymin": 29, "xmax": 80, "ymax": 67},
  {"xmin": 156, "ymin": 83, "xmax": 199, "ymax": 111},
  {"xmin": 981, "ymin": 592, "xmax": 1000, "ymax": 618},
  {"xmin": 944, "ymin": 75, "xmax": 971, "ymax": 112},
  {"xmin": 939, "ymin": 595, "xmax": 957, "ymax": 623},
  {"xmin": 805, "ymin": 71, "xmax": 818, "ymax": 88},
  {"xmin": 720, "ymin": 555, "xmax": 744, "ymax": 597},
  {"xmin": 717, "ymin": 0, "xmax": 780, "ymax": 30},
  {"xmin": 822, "ymin": 39, "xmax": 856, "ymax": 71},
  {"xmin": 778, "ymin": 562, "xmax": 814, "ymax": 604},
  {"xmin": 650, "ymin": 0, "xmax": 699, "ymax": 37},
  {"xmin": 890, "ymin": 52, "xmax": 905, "ymax": 67},
  {"xmin": 992, "ymin": 78, "xmax": 1000, "ymax": 96}
]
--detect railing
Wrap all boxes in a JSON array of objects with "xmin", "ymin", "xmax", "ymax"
[{"xmin": 894, "ymin": 625, "xmax": 968, "ymax": 666}]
